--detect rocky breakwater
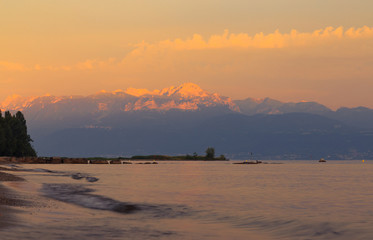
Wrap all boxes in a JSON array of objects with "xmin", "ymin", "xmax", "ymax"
[
  {"xmin": 0, "ymin": 157, "xmax": 149, "ymax": 164},
  {"xmin": 0, "ymin": 157, "xmax": 87, "ymax": 164}
]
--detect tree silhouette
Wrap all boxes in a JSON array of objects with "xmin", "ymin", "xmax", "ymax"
[
  {"xmin": 205, "ymin": 147, "xmax": 215, "ymax": 159},
  {"xmin": 0, "ymin": 110, "xmax": 36, "ymax": 157}
]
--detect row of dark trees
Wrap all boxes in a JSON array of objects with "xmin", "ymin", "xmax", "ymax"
[
  {"xmin": 0, "ymin": 110, "xmax": 37, "ymax": 157},
  {"xmin": 127, "ymin": 148, "xmax": 226, "ymax": 160}
]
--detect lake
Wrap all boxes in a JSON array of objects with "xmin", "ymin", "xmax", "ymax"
[{"xmin": 1, "ymin": 160, "xmax": 373, "ymax": 239}]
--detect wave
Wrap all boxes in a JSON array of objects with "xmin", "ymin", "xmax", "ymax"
[
  {"xmin": 41, "ymin": 184, "xmax": 139, "ymax": 213},
  {"xmin": 200, "ymin": 212, "xmax": 364, "ymax": 240},
  {"xmin": 41, "ymin": 183, "xmax": 192, "ymax": 218},
  {"xmin": 3, "ymin": 165, "xmax": 100, "ymax": 183}
]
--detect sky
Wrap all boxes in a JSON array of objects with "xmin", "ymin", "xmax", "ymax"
[{"xmin": 1, "ymin": 0, "xmax": 373, "ymax": 109}]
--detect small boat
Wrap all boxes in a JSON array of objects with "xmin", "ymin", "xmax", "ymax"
[{"xmin": 319, "ymin": 158, "xmax": 326, "ymax": 162}]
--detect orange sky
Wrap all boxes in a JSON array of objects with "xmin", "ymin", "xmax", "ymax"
[{"xmin": 1, "ymin": 1, "xmax": 373, "ymax": 109}]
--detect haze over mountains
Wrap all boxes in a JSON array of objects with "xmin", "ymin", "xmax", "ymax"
[{"xmin": 1, "ymin": 83, "xmax": 373, "ymax": 159}]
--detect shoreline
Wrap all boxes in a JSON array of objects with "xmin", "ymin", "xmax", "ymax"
[
  {"xmin": 0, "ymin": 169, "xmax": 27, "ymax": 229},
  {"xmin": 0, "ymin": 156, "xmax": 229, "ymax": 164}
]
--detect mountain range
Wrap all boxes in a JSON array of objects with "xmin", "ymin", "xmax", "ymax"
[{"xmin": 1, "ymin": 83, "xmax": 373, "ymax": 159}]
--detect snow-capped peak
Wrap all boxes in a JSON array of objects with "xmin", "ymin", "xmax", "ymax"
[
  {"xmin": 159, "ymin": 83, "xmax": 208, "ymax": 98},
  {"xmin": 0, "ymin": 83, "xmax": 238, "ymax": 112},
  {"xmin": 122, "ymin": 83, "xmax": 208, "ymax": 98}
]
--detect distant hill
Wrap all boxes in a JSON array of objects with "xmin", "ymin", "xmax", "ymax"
[
  {"xmin": 33, "ymin": 111, "xmax": 373, "ymax": 159},
  {"xmin": 235, "ymin": 97, "xmax": 332, "ymax": 115},
  {"xmin": 1, "ymin": 83, "xmax": 373, "ymax": 159},
  {"xmin": 235, "ymin": 97, "xmax": 373, "ymax": 129},
  {"xmin": 326, "ymin": 107, "xmax": 373, "ymax": 129}
]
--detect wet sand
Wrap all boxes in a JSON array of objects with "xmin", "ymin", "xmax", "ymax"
[
  {"xmin": 0, "ymin": 168, "xmax": 27, "ymax": 228},
  {"xmin": 0, "ymin": 169, "xmax": 25, "ymax": 182}
]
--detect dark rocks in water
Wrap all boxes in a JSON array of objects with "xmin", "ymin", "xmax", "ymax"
[
  {"xmin": 71, "ymin": 173, "xmax": 84, "ymax": 180},
  {"xmin": 5, "ymin": 164, "xmax": 20, "ymax": 169},
  {"xmin": 135, "ymin": 162, "xmax": 158, "ymax": 164},
  {"xmin": 33, "ymin": 168, "xmax": 54, "ymax": 173},
  {"xmin": 72, "ymin": 173, "xmax": 99, "ymax": 182},
  {"xmin": 233, "ymin": 160, "xmax": 262, "ymax": 165},
  {"xmin": 86, "ymin": 177, "xmax": 99, "ymax": 182},
  {"xmin": 113, "ymin": 203, "xmax": 141, "ymax": 213}
]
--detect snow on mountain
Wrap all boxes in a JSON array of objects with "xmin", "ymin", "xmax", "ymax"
[
  {"xmin": 121, "ymin": 83, "xmax": 238, "ymax": 111},
  {"xmin": 158, "ymin": 83, "xmax": 209, "ymax": 98},
  {"xmin": 122, "ymin": 83, "xmax": 209, "ymax": 98},
  {"xmin": 3, "ymin": 82, "xmax": 366, "ymax": 123},
  {"xmin": 0, "ymin": 83, "xmax": 238, "ymax": 113},
  {"xmin": 0, "ymin": 94, "xmax": 66, "ymax": 112}
]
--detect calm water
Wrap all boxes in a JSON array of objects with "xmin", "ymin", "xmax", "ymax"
[{"xmin": 1, "ymin": 161, "xmax": 373, "ymax": 240}]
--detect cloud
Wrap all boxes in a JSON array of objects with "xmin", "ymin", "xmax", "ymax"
[
  {"xmin": 0, "ymin": 61, "xmax": 30, "ymax": 72},
  {"xmin": 0, "ymin": 58, "xmax": 121, "ymax": 73},
  {"xmin": 129, "ymin": 26, "xmax": 373, "ymax": 53},
  {"xmin": 2, "ymin": 26, "xmax": 373, "ymax": 73}
]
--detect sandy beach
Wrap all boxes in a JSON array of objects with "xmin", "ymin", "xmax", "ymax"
[{"xmin": 0, "ymin": 167, "xmax": 27, "ymax": 229}]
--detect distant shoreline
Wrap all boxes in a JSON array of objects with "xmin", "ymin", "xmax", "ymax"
[{"xmin": 0, "ymin": 156, "xmax": 229, "ymax": 164}]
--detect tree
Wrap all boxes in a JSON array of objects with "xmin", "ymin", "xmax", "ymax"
[
  {"xmin": 0, "ymin": 111, "xmax": 36, "ymax": 157},
  {"xmin": 205, "ymin": 147, "xmax": 215, "ymax": 159},
  {"xmin": 0, "ymin": 116, "xmax": 5, "ymax": 154}
]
